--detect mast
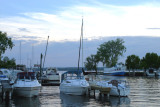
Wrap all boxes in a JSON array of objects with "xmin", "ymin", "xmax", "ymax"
[
  {"xmin": 43, "ymin": 36, "xmax": 49, "ymax": 69},
  {"xmin": 82, "ymin": 18, "xmax": 84, "ymax": 68},
  {"xmin": 78, "ymin": 18, "xmax": 83, "ymax": 70},
  {"xmin": 32, "ymin": 44, "xmax": 34, "ymax": 68},
  {"xmin": 20, "ymin": 41, "xmax": 21, "ymax": 65}
]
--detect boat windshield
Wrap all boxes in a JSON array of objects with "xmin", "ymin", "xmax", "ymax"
[
  {"xmin": 17, "ymin": 72, "xmax": 36, "ymax": 80},
  {"xmin": 61, "ymin": 70, "xmax": 84, "ymax": 82}
]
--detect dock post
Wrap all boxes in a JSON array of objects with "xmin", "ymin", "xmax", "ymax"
[
  {"xmin": 93, "ymin": 89, "xmax": 95, "ymax": 98},
  {"xmin": 9, "ymin": 92, "xmax": 12, "ymax": 99},
  {"xmin": 3, "ymin": 92, "xmax": 5, "ymax": 99},
  {"xmin": 107, "ymin": 93, "xmax": 110, "ymax": 98}
]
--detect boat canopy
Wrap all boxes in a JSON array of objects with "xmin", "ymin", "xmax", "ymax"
[{"xmin": 61, "ymin": 70, "xmax": 83, "ymax": 82}]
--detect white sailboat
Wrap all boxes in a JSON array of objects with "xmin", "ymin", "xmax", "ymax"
[
  {"xmin": 14, "ymin": 72, "xmax": 41, "ymax": 97},
  {"xmin": 60, "ymin": 18, "xmax": 89, "ymax": 95}
]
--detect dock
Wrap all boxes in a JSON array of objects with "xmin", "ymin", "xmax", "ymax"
[
  {"xmin": 1, "ymin": 80, "xmax": 13, "ymax": 99},
  {"xmin": 87, "ymin": 80, "xmax": 111, "ymax": 98}
]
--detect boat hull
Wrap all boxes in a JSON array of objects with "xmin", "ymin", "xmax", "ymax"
[
  {"xmin": 104, "ymin": 72, "xmax": 126, "ymax": 76},
  {"xmin": 110, "ymin": 86, "xmax": 130, "ymax": 97},
  {"xmin": 14, "ymin": 86, "xmax": 41, "ymax": 97},
  {"xmin": 60, "ymin": 85, "xmax": 88, "ymax": 95},
  {"xmin": 146, "ymin": 71, "xmax": 155, "ymax": 77}
]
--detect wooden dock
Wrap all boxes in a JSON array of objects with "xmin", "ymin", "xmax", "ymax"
[{"xmin": 87, "ymin": 80, "xmax": 111, "ymax": 97}]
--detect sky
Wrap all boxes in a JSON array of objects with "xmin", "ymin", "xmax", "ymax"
[{"xmin": 1, "ymin": 0, "xmax": 160, "ymax": 67}]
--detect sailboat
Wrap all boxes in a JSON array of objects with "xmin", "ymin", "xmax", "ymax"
[{"xmin": 60, "ymin": 18, "xmax": 89, "ymax": 95}]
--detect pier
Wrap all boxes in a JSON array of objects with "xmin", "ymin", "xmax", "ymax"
[
  {"xmin": 88, "ymin": 85, "xmax": 111, "ymax": 98},
  {"xmin": 1, "ymin": 80, "xmax": 13, "ymax": 99}
]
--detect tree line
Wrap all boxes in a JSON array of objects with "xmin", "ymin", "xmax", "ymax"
[
  {"xmin": 85, "ymin": 38, "xmax": 160, "ymax": 74},
  {"xmin": 126, "ymin": 53, "xmax": 160, "ymax": 75}
]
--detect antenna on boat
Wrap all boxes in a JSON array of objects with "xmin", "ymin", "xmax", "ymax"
[{"xmin": 43, "ymin": 36, "xmax": 49, "ymax": 69}]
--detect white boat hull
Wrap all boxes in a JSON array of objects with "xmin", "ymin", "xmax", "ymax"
[
  {"xmin": 47, "ymin": 75, "xmax": 60, "ymax": 81},
  {"xmin": 14, "ymin": 86, "xmax": 41, "ymax": 97},
  {"xmin": 146, "ymin": 71, "xmax": 155, "ymax": 77},
  {"xmin": 60, "ymin": 85, "xmax": 88, "ymax": 95},
  {"xmin": 110, "ymin": 86, "xmax": 130, "ymax": 97}
]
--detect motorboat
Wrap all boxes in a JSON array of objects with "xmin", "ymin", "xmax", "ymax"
[
  {"xmin": 59, "ymin": 70, "xmax": 89, "ymax": 95},
  {"xmin": 14, "ymin": 72, "xmax": 41, "ymax": 97},
  {"xmin": 96, "ymin": 80, "xmax": 130, "ymax": 97},
  {"xmin": 109, "ymin": 80, "xmax": 130, "ymax": 96},
  {"xmin": 103, "ymin": 64, "xmax": 126, "ymax": 76},
  {"xmin": 0, "ymin": 68, "xmax": 13, "ymax": 79},
  {"xmin": 146, "ymin": 68, "xmax": 155, "ymax": 77},
  {"xmin": 41, "ymin": 67, "xmax": 60, "ymax": 85}
]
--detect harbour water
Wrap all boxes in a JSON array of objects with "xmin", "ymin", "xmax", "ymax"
[{"xmin": 1, "ymin": 75, "xmax": 160, "ymax": 107}]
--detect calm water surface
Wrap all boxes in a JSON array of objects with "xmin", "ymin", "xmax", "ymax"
[{"xmin": 1, "ymin": 76, "xmax": 160, "ymax": 107}]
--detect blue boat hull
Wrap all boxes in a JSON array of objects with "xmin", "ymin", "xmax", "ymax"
[{"xmin": 104, "ymin": 72, "xmax": 126, "ymax": 76}]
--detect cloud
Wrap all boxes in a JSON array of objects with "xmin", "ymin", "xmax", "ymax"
[
  {"xmin": 147, "ymin": 28, "xmax": 160, "ymax": 30},
  {"xmin": 1, "ymin": 1, "xmax": 160, "ymax": 42},
  {"xmin": 18, "ymin": 28, "xmax": 30, "ymax": 32}
]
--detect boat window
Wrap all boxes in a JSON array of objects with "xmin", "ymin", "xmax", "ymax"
[
  {"xmin": 66, "ymin": 81, "xmax": 71, "ymax": 83},
  {"xmin": 149, "ymin": 69, "xmax": 154, "ymax": 73},
  {"xmin": 4, "ymin": 70, "xmax": 8, "ymax": 74},
  {"xmin": 19, "ymin": 75, "xmax": 24, "ymax": 79},
  {"xmin": 25, "ymin": 75, "xmax": 30, "ymax": 79},
  {"xmin": 31, "ymin": 76, "xmax": 36, "ymax": 80}
]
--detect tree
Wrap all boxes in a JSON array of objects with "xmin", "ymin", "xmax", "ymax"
[
  {"xmin": 97, "ymin": 38, "xmax": 126, "ymax": 67},
  {"xmin": 0, "ymin": 31, "xmax": 14, "ymax": 60},
  {"xmin": 141, "ymin": 53, "xmax": 159, "ymax": 70},
  {"xmin": 125, "ymin": 55, "xmax": 140, "ymax": 76},
  {"xmin": 0, "ymin": 56, "xmax": 16, "ymax": 68},
  {"xmin": 84, "ymin": 54, "xmax": 99, "ymax": 73}
]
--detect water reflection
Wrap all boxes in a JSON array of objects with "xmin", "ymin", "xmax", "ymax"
[
  {"xmin": 95, "ymin": 94, "xmax": 130, "ymax": 106},
  {"xmin": 109, "ymin": 96, "xmax": 130, "ymax": 106},
  {"xmin": 60, "ymin": 92, "xmax": 89, "ymax": 107},
  {"xmin": 0, "ymin": 98, "xmax": 13, "ymax": 107},
  {"xmin": 13, "ymin": 97, "xmax": 40, "ymax": 107}
]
